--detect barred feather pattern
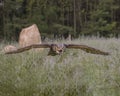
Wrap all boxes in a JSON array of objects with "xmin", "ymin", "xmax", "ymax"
[{"xmin": 5, "ymin": 44, "xmax": 109, "ymax": 56}]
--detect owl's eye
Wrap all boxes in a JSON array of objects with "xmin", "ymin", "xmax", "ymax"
[
  {"xmin": 59, "ymin": 50, "xmax": 62, "ymax": 52},
  {"xmin": 52, "ymin": 46, "xmax": 57, "ymax": 50}
]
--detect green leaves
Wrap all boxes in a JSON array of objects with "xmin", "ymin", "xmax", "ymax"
[
  {"xmin": 2, "ymin": 0, "xmax": 120, "ymax": 40},
  {"xmin": 53, "ymin": 24, "xmax": 73, "ymax": 34}
]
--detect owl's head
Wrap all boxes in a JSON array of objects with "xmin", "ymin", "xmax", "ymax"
[{"xmin": 48, "ymin": 44, "xmax": 66, "ymax": 55}]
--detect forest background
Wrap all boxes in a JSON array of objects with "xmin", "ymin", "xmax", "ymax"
[{"xmin": 0, "ymin": 0, "xmax": 120, "ymax": 40}]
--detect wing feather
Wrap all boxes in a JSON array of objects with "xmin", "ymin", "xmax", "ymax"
[
  {"xmin": 65, "ymin": 44, "xmax": 109, "ymax": 55},
  {"xmin": 5, "ymin": 44, "xmax": 51, "ymax": 54}
]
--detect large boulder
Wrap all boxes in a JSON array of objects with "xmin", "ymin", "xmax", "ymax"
[
  {"xmin": 19, "ymin": 24, "xmax": 42, "ymax": 47},
  {"xmin": 19, "ymin": 24, "xmax": 43, "ymax": 51}
]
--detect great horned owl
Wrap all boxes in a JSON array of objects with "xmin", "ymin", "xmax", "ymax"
[{"xmin": 5, "ymin": 44, "xmax": 109, "ymax": 56}]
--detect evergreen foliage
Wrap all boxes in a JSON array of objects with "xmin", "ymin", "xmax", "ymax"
[{"xmin": 0, "ymin": 0, "xmax": 120, "ymax": 40}]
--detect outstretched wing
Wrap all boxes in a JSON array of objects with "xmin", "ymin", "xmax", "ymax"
[
  {"xmin": 5, "ymin": 44, "xmax": 51, "ymax": 54},
  {"xmin": 65, "ymin": 44, "xmax": 109, "ymax": 55}
]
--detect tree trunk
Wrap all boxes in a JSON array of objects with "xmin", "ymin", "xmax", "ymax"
[
  {"xmin": 0, "ymin": 0, "xmax": 4, "ymax": 39},
  {"xmin": 73, "ymin": 0, "xmax": 76, "ymax": 33}
]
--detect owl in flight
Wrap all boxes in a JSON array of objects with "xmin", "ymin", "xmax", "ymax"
[{"xmin": 5, "ymin": 44, "xmax": 109, "ymax": 56}]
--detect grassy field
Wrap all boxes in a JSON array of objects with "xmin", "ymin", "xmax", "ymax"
[{"xmin": 0, "ymin": 37, "xmax": 120, "ymax": 96}]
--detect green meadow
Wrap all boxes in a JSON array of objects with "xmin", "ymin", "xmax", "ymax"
[{"xmin": 0, "ymin": 37, "xmax": 120, "ymax": 96}]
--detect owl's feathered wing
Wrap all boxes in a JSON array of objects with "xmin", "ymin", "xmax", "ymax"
[
  {"xmin": 5, "ymin": 43, "xmax": 110, "ymax": 56},
  {"xmin": 65, "ymin": 44, "xmax": 109, "ymax": 55},
  {"xmin": 5, "ymin": 44, "xmax": 51, "ymax": 54}
]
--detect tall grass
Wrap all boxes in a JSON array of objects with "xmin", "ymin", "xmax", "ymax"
[{"xmin": 0, "ymin": 38, "xmax": 120, "ymax": 96}]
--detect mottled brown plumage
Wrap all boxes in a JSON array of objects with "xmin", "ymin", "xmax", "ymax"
[{"xmin": 5, "ymin": 44, "xmax": 109, "ymax": 56}]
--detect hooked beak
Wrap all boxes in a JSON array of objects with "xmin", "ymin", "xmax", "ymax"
[{"xmin": 56, "ymin": 49, "xmax": 64, "ymax": 55}]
